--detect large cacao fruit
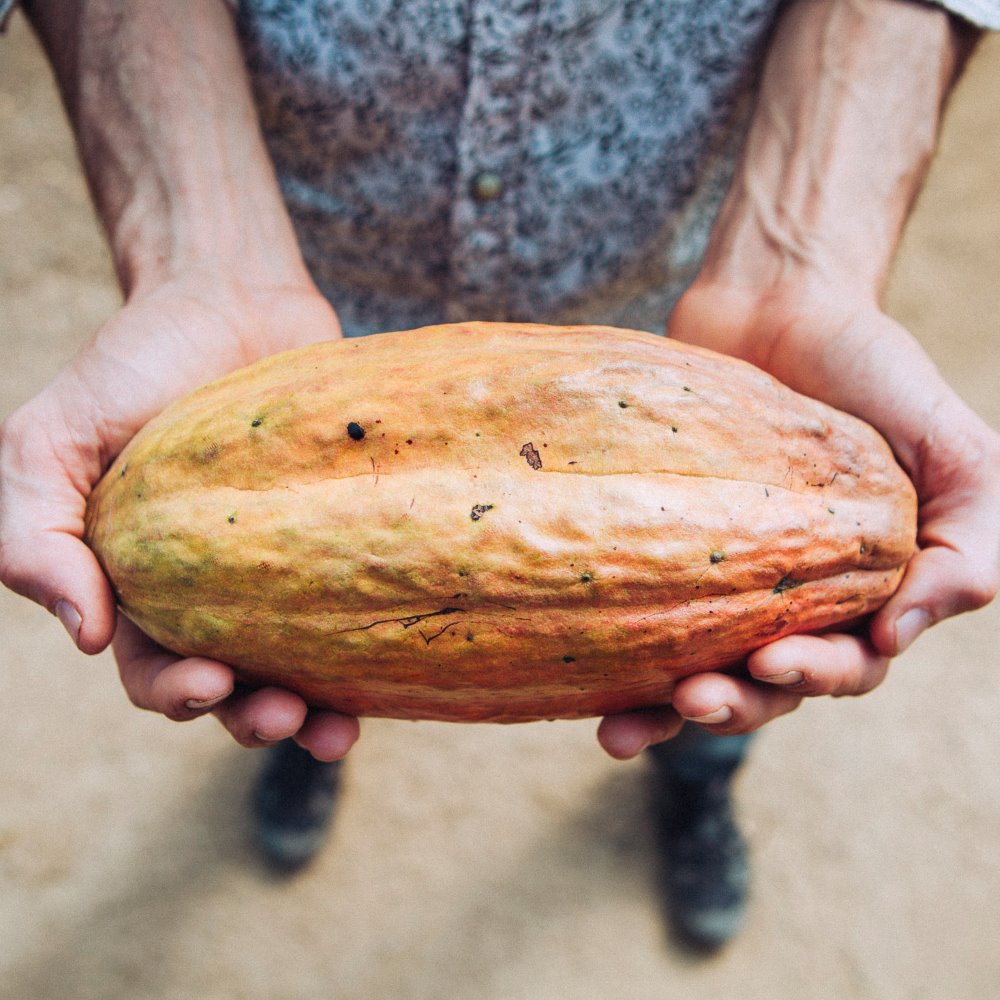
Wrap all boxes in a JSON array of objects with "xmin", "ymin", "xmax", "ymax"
[{"xmin": 84, "ymin": 323, "xmax": 917, "ymax": 722}]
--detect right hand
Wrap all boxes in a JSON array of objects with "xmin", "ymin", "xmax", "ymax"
[{"xmin": 0, "ymin": 268, "xmax": 359, "ymax": 761}]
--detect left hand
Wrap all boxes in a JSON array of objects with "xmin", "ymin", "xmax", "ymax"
[
  {"xmin": 0, "ymin": 267, "xmax": 359, "ymax": 761},
  {"xmin": 597, "ymin": 279, "xmax": 1000, "ymax": 759}
]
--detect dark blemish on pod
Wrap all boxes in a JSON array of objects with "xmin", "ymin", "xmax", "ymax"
[
  {"xmin": 562, "ymin": 656, "xmax": 576, "ymax": 663},
  {"xmin": 618, "ymin": 400, "xmax": 629, "ymax": 408},
  {"xmin": 470, "ymin": 503, "xmax": 494, "ymax": 521},
  {"xmin": 227, "ymin": 513, "xmax": 237, "ymax": 524},
  {"xmin": 671, "ymin": 426, "xmax": 679, "ymax": 433},
  {"xmin": 119, "ymin": 463, "xmax": 128, "ymax": 478},
  {"xmin": 347, "ymin": 422, "xmax": 365, "ymax": 441},
  {"xmin": 466, "ymin": 633, "xmax": 474, "ymax": 642},
  {"xmin": 773, "ymin": 575, "xmax": 802, "ymax": 595},
  {"xmin": 250, "ymin": 417, "xmax": 263, "ymax": 428},
  {"xmin": 710, "ymin": 551, "xmax": 726, "ymax": 564},
  {"xmin": 579, "ymin": 572, "xmax": 593, "ymax": 584},
  {"xmin": 520, "ymin": 442, "xmax": 542, "ymax": 470}
]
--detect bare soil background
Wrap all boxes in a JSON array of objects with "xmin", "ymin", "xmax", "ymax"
[{"xmin": 2, "ymin": 13, "xmax": 999, "ymax": 1000}]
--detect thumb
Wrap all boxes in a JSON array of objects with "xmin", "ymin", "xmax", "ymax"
[
  {"xmin": 870, "ymin": 448, "xmax": 1000, "ymax": 657},
  {"xmin": 872, "ymin": 543, "xmax": 999, "ymax": 658},
  {"xmin": 1, "ymin": 394, "xmax": 120, "ymax": 655},
  {"xmin": 0, "ymin": 527, "xmax": 118, "ymax": 654}
]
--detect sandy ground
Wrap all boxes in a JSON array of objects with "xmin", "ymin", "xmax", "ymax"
[{"xmin": 2, "ymin": 12, "xmax": 999, "ymax": 1000}]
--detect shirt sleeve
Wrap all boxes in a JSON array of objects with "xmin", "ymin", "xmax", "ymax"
[
  {"xmin": 0, "ymin": 0, "xmax": 16, "ymax": 31},
  {"xmin": 930, "ymin": 0, "xmax": 1000, "ymax": 29}
]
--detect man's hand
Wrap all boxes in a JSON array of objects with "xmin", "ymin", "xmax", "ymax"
[
  {"xmin": 0, "ymin": 270, "xmax": 360, "ymax": 760},
  {"xmin": 595, "ymin": 282, "xmax": 1000, "ymax": 760},
  {"xmin": 0, "ymin": 1, "xmax": 360, "ymax": 759}
]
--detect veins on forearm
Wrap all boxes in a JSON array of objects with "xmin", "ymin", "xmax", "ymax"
[
  {"xmin": 704, "ymin": 0, "xmax": 973, "ymax": 296},
  {"xmin": 25, "ymin": 0, "xmax": 301, "ymax": 296}
]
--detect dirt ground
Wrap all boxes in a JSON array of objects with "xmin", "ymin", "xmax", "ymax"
[{"xmin": 2, "ymin": 12, "xmax": 999, "ymax": 1000}]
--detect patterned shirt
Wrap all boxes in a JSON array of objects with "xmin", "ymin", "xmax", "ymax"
[{"xmin": 5, "ymin": 0, "xmax": 999, "ymax": 335}]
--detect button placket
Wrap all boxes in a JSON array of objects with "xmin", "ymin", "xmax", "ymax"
[{"xmin": 446, "ymin": 0, "xmax": 540, "ymax": 322}]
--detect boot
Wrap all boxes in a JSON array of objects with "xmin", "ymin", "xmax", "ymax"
[
  {"xmin": 651, "ymin": 770, "xmax": 749, "ymax": 952},
  {"xmin": 252, "ymin": 740, "xmax": 343, "ymax": 872}
]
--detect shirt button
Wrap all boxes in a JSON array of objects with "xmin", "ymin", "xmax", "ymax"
[{"xmin": 471, "ymin": 171, "xmax": 504, "ymax": 202}]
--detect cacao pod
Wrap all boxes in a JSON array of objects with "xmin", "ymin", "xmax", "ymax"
[{"xmin": 84, "ymin": 323, "xmax": 917, "ymax": 722}]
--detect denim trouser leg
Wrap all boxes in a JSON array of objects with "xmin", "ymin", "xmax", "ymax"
[{"xmin": 646, "ymin": 724, "xmax": 753, "ymax": 784}]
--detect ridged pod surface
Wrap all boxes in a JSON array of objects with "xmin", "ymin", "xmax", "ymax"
[{"xmin": 85, "ymin": 323, "xmax": 917, "ymax": 722}]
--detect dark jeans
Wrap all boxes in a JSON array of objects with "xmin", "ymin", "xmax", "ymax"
[{"xmin": 646, "ymin": 724, "xmax": 753, "ymax": 785}]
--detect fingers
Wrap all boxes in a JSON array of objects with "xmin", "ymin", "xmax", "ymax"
[
  {"xmin": 746, "ymin": 632, "xmax": 890, "ymax": 696},
  {"xmin": 596, "ymin": 706, "xmax": 684, "ymax": 760},
  {"xmin": 212, "ymin": 686, "xmax": 309, "ymax": 746},
  {"xmin": 113, "ymin": 615, "xmax": 359, "ymax": 758},
  {"xmin": 669, "ymin": 633, "xmax": 889, "ymax": 737},
  {"xmin": 293, "ymin": 711, "xmax": 361, "ymax": 762},
  {"xmin": 113, "ymin": 616, "xmax": 236, "ymax": 720},
  {"xmin": 669, "ymin": 672, "xmax": 804, "ymax": 737},
  {"xmin": 596, "ymin": 629, "xmax": 892, "ymax": 755}
]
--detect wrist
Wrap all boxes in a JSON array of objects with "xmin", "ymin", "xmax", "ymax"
[{"xmin": 109, "ymin": 165, "xmax": 308, "ymax": 300}]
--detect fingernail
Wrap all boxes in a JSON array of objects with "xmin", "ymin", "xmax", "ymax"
[
  {"xmin": 54, "ymin": 599, "xmax": 82, "ymax": 646},
  {"xmin": 682, "ymin": 705, "xmax": 733, "ymax": 725},
  {"xmin": 760, "ymin": 670, "xmax": 804, "ymax": 686},
  {"xmin": 896, "ymin": 608, "xmax": 932, "ymax": 653},
  {"xmin": 185, "ymin": 694, "xmax": 229, "ymax": 711}
]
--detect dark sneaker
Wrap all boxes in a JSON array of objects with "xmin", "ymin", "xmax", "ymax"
[
  {"xmin": 651, "ymin": 774, "xmax": 749, "ymax": 952},
  {"xmin": 252, "ymin": 740, "xmax": 343, "ymax": 872}
]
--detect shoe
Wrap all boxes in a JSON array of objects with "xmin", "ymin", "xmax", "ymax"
[
  {"xmin": 252, "ymin": 740, "xmax": 343, "ymax": 872},
  {"xmin": 651, "ymin": 773, "xmax": 749, "ymax": 952}
]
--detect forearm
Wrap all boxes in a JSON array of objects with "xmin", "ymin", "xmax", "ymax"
[
  {"xmin": 696, "ymin": 0, "xmax": 976, "ymax": 312},
  {"xmin": 23, "ymin": 0, "xmax": 305, "ymax": 296}
]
